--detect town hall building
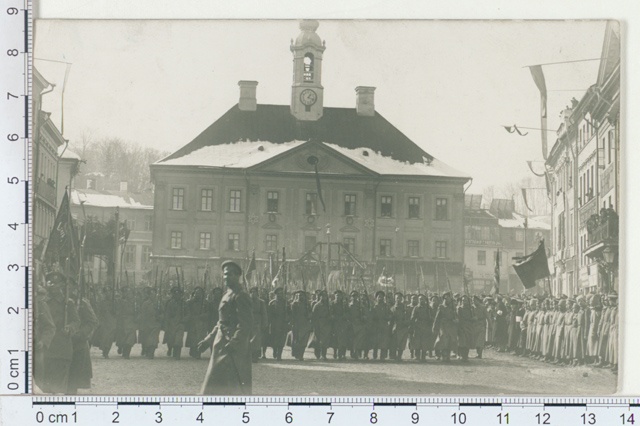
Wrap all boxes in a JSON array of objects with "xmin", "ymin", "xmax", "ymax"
[{"xmin": 150, "ymin": 20, "xmax": 471, "ymax": 292}]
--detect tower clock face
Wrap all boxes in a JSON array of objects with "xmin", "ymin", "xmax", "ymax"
[{"xmin": 300, "ymin": 89, "xmax": 318, "ymax": 106}]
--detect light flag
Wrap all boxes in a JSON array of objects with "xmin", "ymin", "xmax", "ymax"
[{"xmin": 529, "ymin": 65, "xmax": 548, "ymax": 160}]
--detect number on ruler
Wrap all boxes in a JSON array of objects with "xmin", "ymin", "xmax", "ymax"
[
  {"xmin": 497, "ymin": 413, "xmax": 510, "ymax": 424},
  {"xmin": 411, "ymin": 412, "xmax": 419, "ymax": 424},
  {"xmin": 196, "ymin": 412, "xmax": 204, "ymax": 423},
  {"xmin": 582, "ymin": 413, "xmax": 596, "ymax": 424},
  {"xmin": 621, "ymin": 414, "xmax": 635, "ymax": 424},
  {"xmin": 8, "ymin": 134, "xmax": 19, "ymax": 141},
  {"xmin": 7, "ymin": 49, "xmax": 19, "ymax": 56},
  {"xmin": 7, "ymin": 93, "xmax": 19, "ymax": 100},
  {"xmin": 7, "ymin": 177, "xmax": 19, "ymax": 184},
  {"xmin": 370, "ymin": 412, "xmax": 378, "ymax": 424},
  {"xmin": 155, "ymin": 411, "xmax": 162, "ymax": 423},
  {"xmin": 285, "ymin": 412, "xmax": 293, "ymax": 424},
  {"xmin": 112, "ymin": 411, "xmax": 119, "ymax": 423},
  {"xmin": 452, "ymin": 412, "xmax": 467, "ymax": 424},
  {"xmin": 7, "ymin": 7, "xmax": 20, "ymax": 14},
  {"xmin": 327, "ymin": 412, "xmax": 334, "ymax": 424},
  {"xmin": 8, "ymin": 264, "xmax": 19, "ymax": 271},
  {"xmin": 242, "ymin": 412, "xmax": 250, "ymax": 424},
  {"xmin": 536, "ymin": 413, "xmax": 551, "ymax": 424}
]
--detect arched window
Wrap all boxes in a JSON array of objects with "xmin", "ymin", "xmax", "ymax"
[{"xmin": 303, "ymin": 53, "xmax": 314, "ymax": 82}]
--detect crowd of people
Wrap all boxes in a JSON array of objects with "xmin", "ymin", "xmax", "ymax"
[{"xmin": 34, "ymin": 268, "xmax": 619, "ymax": 395}]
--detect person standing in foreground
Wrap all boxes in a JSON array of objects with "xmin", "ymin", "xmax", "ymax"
[{"xmin": 199, "ymin": 261, "xmax": 253, "ymax": 395}]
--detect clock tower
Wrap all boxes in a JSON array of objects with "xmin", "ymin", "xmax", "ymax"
[{"xmin": 290, "ymin": 20, "xmax": 325, "ymax": 121}]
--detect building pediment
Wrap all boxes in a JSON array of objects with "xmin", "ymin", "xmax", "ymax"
[{"xmin": 252, "ymin": 141, "xmax": 376, "ymax": 177}]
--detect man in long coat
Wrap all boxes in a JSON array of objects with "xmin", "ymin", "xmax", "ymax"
[
  {"xmin": 164, "ymin": 286, "xmax": 186, "ymax": 359},
  {"xmin": 330, "ymin": 290, "xmax": 349, "ymax": 360},
  {"xmin": 432, "ymin": 292, "xmax": 457, "ymax": 362},
  {"xmin": 310, "ymin": 290, "xmax": 332, "ymax": 360},
  {"xmin": 138, "ymin": 286, "xmax": 162, "ymax": 359},
  {"xmin": 290, "ymin": 290, "xmax": 312, "ymax": 360},
  {"xmin": 199, "ymin": 261, "xmax": 253, "ymax": 395},
  {"xmin": 115, "ymin": 285, "xmax": 137, "ymax": 359},
  {"xmin": 186, "ymin": 287, "xmax": 212, "ymax": 359},
  {"xmin": 35, "ymin": 284, "xmax": 56, "ymax": 392},
  {"xmin": 390, "ymin": 292, "xmax": 410, "ymax": 361},
  {"xmin": 67, "ymin": 283, "xmax": 98, "ymax": 394},
  {"xmin": 249, "ymin": 286, "xmax": 269, "ymax": 362},
  {"xmin": 410, "ymin": 294, "xmax": 432, "ymax": 362},
  {"xmin": 268, "ymin": 287, "xmax": 288, "ymax": 360},
  {"xmin": 370, "ymin": 291, "xmax": 391, "ymax": 360},
  {"xmin": 456, "ymin": 295, "xmax": 474, "ymax": 361},
  {"xmin": 42, "ymin": 273, "xmax": 81, "ymax": 394}
]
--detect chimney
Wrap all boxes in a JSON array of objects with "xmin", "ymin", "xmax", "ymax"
[
  {"xmin": 238, "ymin": 80, "xmax": 258, "ymax": 111},
  {"xmin": 355, "ymin": 86, "xmax": 376, "ymax": 116}
]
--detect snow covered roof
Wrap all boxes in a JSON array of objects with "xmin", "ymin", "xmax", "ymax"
[
  {"xmin": 71, "ymin": 189, "xmax": 153, "ymax": 210},
  {"xmin": 498, "ymin": 213, "xmax": 550, "ymax": 230},
  {"xmin": 57, "ymin": 146, "xmax": 81, "ymax": 160},
  {"xmin": 326, "ymin": 143, "xmax": 469, "ymax": 178},
  {"xmin": 158, "ymin": 140, "xmax": 469, "ymax": 179},
  {"xmin": 155, "ymin": 104, "xmax": 470, "ymax": 181},
  {"xmin": 159, "ymin": 140, "xmax": 305, "ymax": 168}
]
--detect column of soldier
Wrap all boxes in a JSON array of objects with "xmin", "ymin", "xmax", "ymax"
[
  {"xmin": 485, "ymin": 292, "xmax": 618, "ymax": 373},
  {"xmin": 34, "ymin": 269, "xmax": 618, "ymax": 395}
]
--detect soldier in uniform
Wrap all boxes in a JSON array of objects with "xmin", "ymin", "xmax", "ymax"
[
  {"xmin": 433, "ymin": 292, "xmax": 457, "ymax": 362},
  {"xmin": 138, "ymin": 286, "xmax": 162, "ymax": 359},
  {"xmin": 94, "ymin": 286, "xmax": 117, "ymax": 358},
  {"xmin": 164, "ymin": 286, "xmax": 186, "ymax": 359},
  {"xmin": 35, "ymin": 283, "xmax": 56, "ymax": 392},
  {"xmin": 67, "ymin": 281, "xmax": 99, "ymax": 394},
  {"xmin": 249, "ymin": 286, "xmax": 268, "ymax": 362},
  {"xmin": 290, "ymin": 290, "xmax": 312, "ymax": 360},
  {"xmin": 199, "ymin": 260, "xmax": 253, "ymax": 395},
  {"xmin": 410, "ymin": 294, "xmax": 432, "ymax": 362},
  {"xmin": 472, "ymin": 295, "xmax": 488, "ymax": 359},
  {"xmin": 114, "ymin": 285, "xmax": 137, "ymax": 359},
  {"xmin": 186, "ymin": 287, "xmax": 211, "ymax": 359},
  {"xmin": 370, "ymin": 291, "xmax": 391, "ymax": 360},
  {"xmin": 310, "ymin": 290, "xmax": 332, "ymax": 360},
  {"xmin": 267, "ymin": 287, "xmax": 288, "ymax": 360},
  {"xmin": 390, "ymin": 292, "xmax": 410, "ymax": 361},
  {"xmin": 348, "ymin": 291, "xmax": 368, "ymax": 359},
  {"xmin": 42, "ymin": 272, "xmax": 81, "ymax": 394},
  {"xmin": 456, "ymin": 295, "xmax": 474, "ymax": 362},
  {"xmin": 330, "ymin": 290, "xmax": 349, "ymax": 360}
]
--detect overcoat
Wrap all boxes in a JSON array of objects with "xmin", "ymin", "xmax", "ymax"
[
  {"xmin": 68, "ymin": 298, "xmax": 98, "ymax": 391},
  {"xmin": 433, "ymin": 303, "xmax": 457, "ymax": 351},
  {"xmin": 201, "ymin": 288, "xmax": 253, "ymax": 395}
]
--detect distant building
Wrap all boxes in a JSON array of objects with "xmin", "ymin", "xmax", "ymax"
[
  {"xmin": 546, "ymin": 22, "xmax": 620, "ymax": 295},
  {"xmin": 150, "ymin": 20, "xmax": 471, "ymax": 292},
  {"xmin": 33, "ymin": 68, "xmax": 67, "ymax": 261},
  {"xmin": 464, "ymin": 196, "xmax": 551, "ymax": 294},
  {"xmin": 71, "ymin": 188, "xmax": 154, "ymax": 285}
]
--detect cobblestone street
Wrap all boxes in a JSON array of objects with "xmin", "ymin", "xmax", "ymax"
[{"xmin": 80, "ymin": 345, "xmax": 616, "ymax": 396}]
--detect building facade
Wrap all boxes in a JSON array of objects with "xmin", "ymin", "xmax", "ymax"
[
  {"xmin": 547, "ymin": 22, "xmax": 620, "ymax": 296},
  {"xmin": 33, "ymin": 68, "xmax": 67, "ymax": 261},
  {"xmin": 150, "ymin": 20, "xmax": 471, "ymax": 292},
  {"xmin": 464, "ymin": 196, "xmax": 551, "ymax": 295},
  {"xmin": 70, "ymin": 188, "xmax": 154, "ymax": 285}
]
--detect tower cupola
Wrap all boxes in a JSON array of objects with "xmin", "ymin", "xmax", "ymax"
[{"xmin": 290, "ymin": 20, "xmax": 325, "ymax": 121}]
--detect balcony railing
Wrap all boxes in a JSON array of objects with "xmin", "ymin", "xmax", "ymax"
[
  {"xmin": 34, "ymin": 177, "xmax": 57, "ymax": 206},
  {"xmin": 587, "ymin": 213, "xmax": 619, "ymax": 247}
]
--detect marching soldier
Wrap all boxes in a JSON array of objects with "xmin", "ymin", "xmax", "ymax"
[
  {"xmin": 310, "ymin": 290, "xmax": 332, "ymax": 360},
  {"xmin": 114, "ymin": 285, "xmax": 137, "ymax": 359},
  {"xmin": 370, "ymin": 291, "xmax": 392, "ymax": 360},
  {"xmin": 249, "ymin": 286, "xmax": 269, "ymax": 362},
  {"xmin": 138, "ymin": 286, "xmax": 162, "ymax": 359},
  {"xmin": 330, "ymin": 290, "xmax": 349, "ymax": 360},
  {"xmin": 433, "ymin": 292, "xmax": 457, "ymax": 362},
  {"xmin": 390, "ymin": 292, "xmax": 410, "ymax": 361},
  {"xmin": 67, "ymin": 281, "xmax": 99, "ymax": 394},
  {"xmin": 186, "ymin": 287, "xmax": 211, "ymax": 359},
  {"xmin": 268, "ymin": 287, "xmax": 289, "ymax": 360},
  {"xmin": 290, "ymin": 290, "xmax": 311, "ymax": 360},
  {"xmin": 410, "ymin": 294, "xmax": 432, "ymax": 362},
  {"xmin": 164, "ymin": 286, "xmax": 186, "ymax": 359}
]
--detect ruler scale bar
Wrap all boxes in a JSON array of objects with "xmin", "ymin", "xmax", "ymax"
[
  {"xmin": 202, "ymin": 402, "xmax": 246, "ymax": 406},
  {"xmin": 289, "ymin": 402, "xmax": 332, "ymax": 406},
  {"xmin": 118, "ymin": 402, "xmax": 160, "ymax": 406},
  {"xmin": 459, "ymin": 403, "xmax": 502, "ymax": 407},
  {"xmin": 544, "ymin": 403, "xmax": 587, "ymax": 407},
  {"xmin": 24, "ymin": 180, "xmax": 29, "ymax": 223}
]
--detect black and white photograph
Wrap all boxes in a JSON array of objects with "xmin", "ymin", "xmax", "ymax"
[{"xmin": 31, "ymin": 19, "xmax": 620, "ymax": 395}]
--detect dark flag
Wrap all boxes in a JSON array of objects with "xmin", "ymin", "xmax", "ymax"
[
  {"xmin": 493, "ymin": 249, "xmax": 501, "ymax": 294},
  {"xmin": 312, "ymin": 161, "xmax": 326, "ymax": 213},
  {"xmin": 44, "ymin": 190, "xmax": 79, "ymax": 274},
  {"xmin": 512, "ymin": 240, "xmax": 550, "ymax": 289},
  {"xmin": 529, "ymin": 65, "xmax": 548, "ymax": 160},
  {"xmin": 246, "ymin": 249, "xmax": 256, "ymax": 281}
]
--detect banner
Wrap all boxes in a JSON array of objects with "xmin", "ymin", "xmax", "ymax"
[
  {"xmin": 513, "ymin": 240, "xmax": 551, "ymax": 289},
  {"xmin": 529, "ymin": 65, "xmax": 548, "ymax": 160}
]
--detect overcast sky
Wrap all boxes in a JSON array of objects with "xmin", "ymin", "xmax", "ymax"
[{"xmin": 34, "ymin": 20, "xmax": 606, "ymax": 192}]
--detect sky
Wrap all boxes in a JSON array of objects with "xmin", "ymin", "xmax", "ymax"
[{"xmin": 34, "ymin": 20, "xmax": 606, "ymax": 193}]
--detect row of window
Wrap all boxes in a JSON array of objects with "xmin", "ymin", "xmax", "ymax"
[
  {"xmin": 121, "ymin": 216, "xmax": 153, "ymax": 232},
  {"xmin": 171, "ymin": 188, "xmax": 451, "ymax": 220},
  {"xmin": 168, "ymin": 230, "xmax": 449, "ymax": 259},
  {"xmin": 123, "ymin": 244, "xmax": 152, "ymax": 265}
]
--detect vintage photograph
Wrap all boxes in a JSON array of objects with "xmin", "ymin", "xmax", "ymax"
[{"xmin": 32, "ymin": 19, "xmax": 620, "ymax": 395}]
